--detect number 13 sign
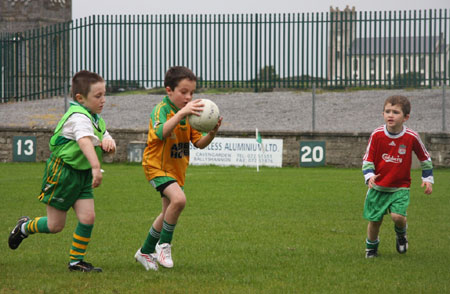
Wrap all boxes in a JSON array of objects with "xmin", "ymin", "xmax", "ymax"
[{"xmin": 13, "ymin": 136, "xmax": 36, "ymax": 162}]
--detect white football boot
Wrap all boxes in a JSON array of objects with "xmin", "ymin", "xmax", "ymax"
[
  {"xmin": 155, "ymin": 243, "xmax": 174, "ymax": 268},
  {"xmin": 135, "ymin": 248, "xmax": 158, "ymax": 271}
]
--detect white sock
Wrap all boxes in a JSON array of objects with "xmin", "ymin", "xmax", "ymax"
[{"xmin": 20, "ymin": 223, "xmax": 28, "ymax": 235}]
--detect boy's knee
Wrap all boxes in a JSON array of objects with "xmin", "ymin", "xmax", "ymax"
[
  {"xmin": 391, "ymin": 213, "xmax": 406, "ymax": 224},
  {"xmin": 48, "ymin": 223, "xmax": 65, "ymax": 233},
  {"xmin": 171, "ymin": 197, "xmax": 186, "ymax": 211},
  {"xmin": 79, "ymin": 212, "xmax": 96, "ymax": 225}
]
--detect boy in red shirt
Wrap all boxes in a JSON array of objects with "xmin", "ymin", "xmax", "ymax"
[{"xmin": 362, "ymin": 95, "xmax": 433, "ymax": 258}]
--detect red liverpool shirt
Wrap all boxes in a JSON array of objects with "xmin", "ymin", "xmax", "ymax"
[{"xmin": 362, "ymin": 125, "xmax": 433, "ymax": 191}]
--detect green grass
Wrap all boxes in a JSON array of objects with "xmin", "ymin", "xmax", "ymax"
[{"xmin": 1, "ymin": 163, "xmax": 450, "ymax": 293}]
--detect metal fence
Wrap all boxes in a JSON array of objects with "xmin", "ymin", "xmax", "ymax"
[{"xmin": 1, "ymin": 9, "xmax": 449, "ymax": 103}]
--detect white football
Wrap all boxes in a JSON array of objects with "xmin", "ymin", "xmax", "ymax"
[{"xmin": 188, "ymin": 99, "xmax": 220, "ymax": 133}]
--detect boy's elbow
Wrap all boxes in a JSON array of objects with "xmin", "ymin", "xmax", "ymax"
[
  {"xmin": 194, "ymin": 143, "xmax": 205, "ymax": 149},
  {"xmin": 194, "ymin": 140, "xmax": 208, "ymax": 149}
]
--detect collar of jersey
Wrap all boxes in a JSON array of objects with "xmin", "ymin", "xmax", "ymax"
[
  {"xmin": 163, "ymin": 96, "xmax": 180, "ymax": 112},
  {"xmin": 163, "ymin": 96, "xmax": 187, "ymax": 125},
  {"xmin": 383, "ymin": 124, "xmax": 406, "ymax": 139},
  {"xmin": 69, "ymin": 101, "xmax": 99, "ymax": 123}
]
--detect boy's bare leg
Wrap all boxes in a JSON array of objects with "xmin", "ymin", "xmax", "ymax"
[
  {"xmin": 46, "ymin": 205, "xmax": 68, "ymax": 233},
  {"xmin": 365, "ymin": 220, "xmax": 382, "ymax": 258},
  {"xmin": 73, "ymin": 198, "xmax": 95, "ymax": 225},
  {"xmin": 153, "ymin": 182, "xmax": 186, "ymax": 268},
  {"xmin": 367, "ymin": 220, "xmax": 382, "ymax": 241},
  {"xmin": 161, "ymin": 183, "xmax": 186, "ymax": 225},
  {"xmin": 390, "ymin": 213, "xmax": 406, "ymax": 229}
]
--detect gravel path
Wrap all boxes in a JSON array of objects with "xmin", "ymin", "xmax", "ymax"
[{"xmin": 1, "ymin": 88, "xmax": 449, "ymax": 133}]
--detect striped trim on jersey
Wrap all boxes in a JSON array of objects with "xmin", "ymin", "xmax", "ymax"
[
  {"xmin": 405, "ymin": 128, "xmax": 431, "ymax": 159},
  {"xmin": 363, "ymin": 126, "xmax": 384, "ymax": 161}
]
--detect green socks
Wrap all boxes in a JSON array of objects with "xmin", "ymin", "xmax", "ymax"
[
  {"xmin": 141, "ymin": 221, "xmax": 176, "ymax": 254},
  {"xmin": 24, "ymin": 217, "xmax": 50, "ymax": 234},
  {"xmin": 141, "ymin": 226, "xmax": 161, "ymax": 254},
  {"xmin": 69, "ymin": 222, "xmax": 93, "ymax": 263},
  {"xmin": 159, "ymin": 220, "xmax": 176, "ymax": 245},
  {"xmin": 395, "ymin": 225, "xmax": 407, "ymax": 237},
  {"xmin": 366, "ymin": 238, "xmax": 380, "ymax": 250}
]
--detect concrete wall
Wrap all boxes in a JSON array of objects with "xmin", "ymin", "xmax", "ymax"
[
  {"xmin": 1, "ymin": 127, "xmax": 449, "ymax": 168},
  {"xmin": 0, "ymin": 0, "xmax": 71, "ymax": 33}
]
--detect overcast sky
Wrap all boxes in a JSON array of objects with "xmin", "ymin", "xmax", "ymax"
[{"xmin": 72, "ymin": 0, "xmax": 449, "ymax": 20}]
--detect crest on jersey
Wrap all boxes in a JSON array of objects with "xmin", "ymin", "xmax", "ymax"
[
  {"xmin": 153, "ymin": 121, "xmax": 162, "ymax": 129},
  {"xmin": 398, "ymin": 144, "xmax": 406, "ymax": 155}
]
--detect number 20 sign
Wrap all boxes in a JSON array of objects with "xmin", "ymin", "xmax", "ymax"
[
  {"xmin": 299, "ymin": 141, "xmax": 325, "ymax": 167},
  {"xmin": 13, "ymin": 136, "xmax": 36, "ymax": 162}
]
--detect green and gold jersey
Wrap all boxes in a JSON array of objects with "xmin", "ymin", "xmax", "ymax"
[{"xmin": 142, "ymin": 96, "xmax": 203, "ymax": 186}]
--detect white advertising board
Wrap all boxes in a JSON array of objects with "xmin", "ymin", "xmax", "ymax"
[{"xmin": 189, "ymin": 137, "xmax": 283, "ymax": 167}]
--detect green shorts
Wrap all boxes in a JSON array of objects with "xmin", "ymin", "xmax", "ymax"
[
  {"xmin": 149, "ymin": 176, "xmax": 183, "ymax": 197},
  {"xmin": 38, "ymin": 156, "xmax": 94, "ymax": 211},
  {"xmin": 363, "ymin": 188, "xmax": 410, "ymax": 221}
]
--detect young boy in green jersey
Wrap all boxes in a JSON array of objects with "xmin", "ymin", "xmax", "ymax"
[
  {"xmin": 135, "ymin": 66, "xmax": 222, "ymax": 271},
  {"xmin": 8, "ymin": 70, "xmax": 116, "ymax": 272}
]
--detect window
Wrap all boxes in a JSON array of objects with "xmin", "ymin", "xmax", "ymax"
[
  {"xmin": 403, "ymin": 57, "xmax": 409, "ymax": 72},
  {"xmin": 353, "ymin": 59, "xmax": 358, "ymax": 71},
  {"xmin": 420, "ymin": 56, "xmax": 425, "ymax": 71},
  {"xmin": 370, "ymin": 58, "xmax": 376, "ymax": 71}
]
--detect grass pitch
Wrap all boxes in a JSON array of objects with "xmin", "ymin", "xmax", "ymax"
[{"xmin": 1, "ymin": 163, "xmax": 449, "ymax": 293}]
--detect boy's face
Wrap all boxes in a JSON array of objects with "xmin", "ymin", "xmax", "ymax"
[
  {"xmin": 76, "ymin": 81, "xmax": 106, "ymax": 114},
  {"xmin": 166, "ymin": 78, "xmax": 196, "ymax": 109},
  {"xmin": 383, "ymin": 103, "xmax": 409, "ymax": 133}
]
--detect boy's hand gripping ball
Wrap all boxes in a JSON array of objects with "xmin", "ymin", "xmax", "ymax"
[{"xmin": 188, "ymin": 99, "xmax": 220, "ymax": 133}]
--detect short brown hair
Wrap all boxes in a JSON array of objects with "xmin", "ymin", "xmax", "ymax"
[
  {"xmin": 164, "ymin": 66, "xmax": 197, "ymax": 90},
  {"xmin": 71, "ymin": 70, "xmax": 105, "ymax": 99},
  {"xmin": 384, "ymin": 95, "xmax": 411, "ymax": 116}
]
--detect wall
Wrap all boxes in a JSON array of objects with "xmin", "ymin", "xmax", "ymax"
[
  {"xmin": 0, "ymin": 0, "xmax": 71, "ymax": 33},
  {"xmin": 1, "ymin": 127, "xmax": 449, "ymax": 168}
]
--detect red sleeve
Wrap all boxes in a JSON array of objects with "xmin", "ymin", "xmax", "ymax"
[{"xmin": 412, "ymin": 135, "xmax": 430, "ymax": 162}]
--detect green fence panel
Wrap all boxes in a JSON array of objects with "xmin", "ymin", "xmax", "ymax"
[{"xmin": 1, "ymin": 9, "xmax": 449, "ymax": 102}]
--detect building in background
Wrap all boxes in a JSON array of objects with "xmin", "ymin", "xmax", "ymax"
[
  {"xmin": 328, "ymin": 6, "xmax": 449, "ymax": 86},
  {"xmin": 0, "ymin": 0, "xmax": 72, "ymax": 101},
  {"xmin": 327, "ymin": 6, "xmax": 356, "ymax": 84}
]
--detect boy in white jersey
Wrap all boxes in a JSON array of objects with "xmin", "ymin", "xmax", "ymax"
[
  {"xmin": 8, "ymin": 71, "xmax": 116, "ymax": 272},
  {"xmin": 362, "ymin": 95, "xmax": 433, "ymax": 258}
]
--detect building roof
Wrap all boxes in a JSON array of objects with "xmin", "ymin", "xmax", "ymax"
[{"xmin": 350, "ymin": 36, "xmax": 447, "ymax": 55}]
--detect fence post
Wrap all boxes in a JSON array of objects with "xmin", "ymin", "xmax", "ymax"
[
  {"xmin": 443, "ymin": 81, "xmax": 447, "ymax": 132},
  {"xmin": 312, "ymin": 83, "xmax": 316, "ymax": 132},
  {"xmin": 254, "ymin": 14, "xmax": 259, "ymax": 93},
  {"xmin": 64, "ymin": 81, "xmax": 68, "ymax": 112}
]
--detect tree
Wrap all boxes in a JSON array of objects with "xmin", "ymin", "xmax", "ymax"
[{"xmin": 257, "ymin": 65, "xmax": 279, "ymax": 82}]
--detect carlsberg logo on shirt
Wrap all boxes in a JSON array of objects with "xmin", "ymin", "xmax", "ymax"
[{"xmin": 382, "ymin": 153, "xmax": 403, "ymax": 163}]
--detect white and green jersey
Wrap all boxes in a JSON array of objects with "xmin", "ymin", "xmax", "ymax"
[{"xmin": 49, "ymin": 101, "xmax": 108, "ymax": 170}]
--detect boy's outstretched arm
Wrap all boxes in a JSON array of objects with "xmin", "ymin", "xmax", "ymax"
[
  {"xmin": 194, "ymin": 117, "xmax": 222, "ymax": 149},
  {"xmin": 78, "ymin": 137, "xmax": 102, "ymax": 188}
]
